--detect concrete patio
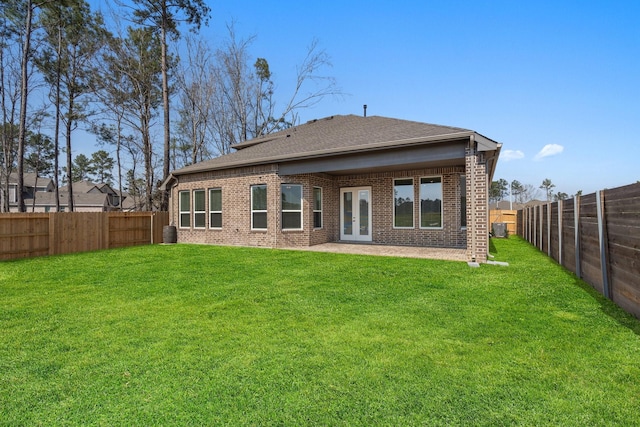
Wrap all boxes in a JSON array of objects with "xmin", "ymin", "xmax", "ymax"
[{"xmin": 282, "ymin": 242, "xmax": 468, "ymax": 262}]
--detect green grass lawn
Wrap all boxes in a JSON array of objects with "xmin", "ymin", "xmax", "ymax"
[{"xmin": 1, "ymin": 237, "xmax": 639, "ymax": 426}]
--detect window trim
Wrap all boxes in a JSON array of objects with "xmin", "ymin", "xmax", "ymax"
[
  {"xmin": 393, "ymin": 178, "xmax": 415, "ymax": 229},
  {"xmin": 313, "ymin": 186, "xmax": 323, "ymax": 229},
  {"xmin": 179, "ymin": 190, "xmax": 190, "ymax": 229},
  {"xmin": 193, "ymin": 189, "xmax": 206, "ymax": 229},
  {"xmin": 419, "ymin": 176, "xmax": 444, "ymax": 230},
  {"xmin": 251, "ymin": 184, "xmax": 268, "ymax": 231},
  {"xmin": 209, "ymin": 187, "xmax": 222, "ymax": 229},
  {"xmin": 281, "ymin": 184, "xmax": 303, "ymax": 231},
  {"xmin": 9, "ymin": 185, "xmax": 17, "ymax": 203}
]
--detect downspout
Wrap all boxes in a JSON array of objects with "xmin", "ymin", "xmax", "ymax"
[
  {"xmin": 163, "ymin": 173, "xmax": 177, "ymax": 226},
  {"xmin": 170, "ymin": 179, "xmax": 178, "ymax": 226},
  {"xmin": 469, "ymin": 135, "xmax": 476, "ymax": 262}
]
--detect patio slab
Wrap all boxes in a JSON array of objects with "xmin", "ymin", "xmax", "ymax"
[{"xmin": 283, "ymin": 242, "xmax": 468, "ymax": 262}]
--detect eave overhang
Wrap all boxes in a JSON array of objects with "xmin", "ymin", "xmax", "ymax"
[{"xmin": 172, "ymin": 132, "xmax": 483, "ymax": 176}]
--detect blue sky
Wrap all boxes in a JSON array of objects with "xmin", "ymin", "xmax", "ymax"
[{"xmin": 92, "ymin": 0, "xmax": 640, "ymax": 196}]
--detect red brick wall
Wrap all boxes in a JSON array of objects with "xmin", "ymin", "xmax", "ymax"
[
  {"xmin": 333, "ymin": 167, "xmax": 466, "ymax": 248},
  {"xmin": 465, "ymin": 150, "xmax": 489, "ymax": 262},
  {"xmin": 171, "ymin": 165, "xmax": 471, "ymax": 251}
]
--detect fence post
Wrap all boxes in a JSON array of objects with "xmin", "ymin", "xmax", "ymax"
[
  {"xmin": 527, "ymin": 207, "xmax": 532, "ymax": 243},
  {"xmin": 547, "ymin": 203, "xmax": 552, "ymax": 257},
  {"xmin": 539, "ymin": 205, "xmax": 543, "ymax": 251},
  {"xmin": 557, "ymin": 199, "xmax": 563, "ymax": 266},
  {"xmin": 596, "ymin": 190, "xmax": 611, "ymax": 299},
  {"xmin": 574, "ymin": 195, "xmax": 581, "ymax": 278},
  {"xmin": 533, "ymin": 206, "xmax": 537, "ymax": 247}
]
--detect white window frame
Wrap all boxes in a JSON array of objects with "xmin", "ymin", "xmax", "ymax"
[
  {"xmin": 313, "ymin": 187, "xmax": 323, "ymax": 229},
  {"xmin": 251, "ymin": 184, "xmax": 268, "ymax": 230},
  {"xmin": 9, "ymin": 185, "xmax": 17, "ymax": 203},
  {"xmin": 209, "ymin": 188, "xmax": 222, "ymax": 229},
  {"xmin": 193, "ymin": 189, "xmax": 206, "ymax": 229},
  {"xmin": 281, "ymin": 184, "xmax": 303, "ymax": 230},
  {"xmin": 393, "ymin": 178, "xmax": 414, "ymax": 229},
  {"xmin": 179, "ymin": 190, "xmax": 190, "ymax": 229},
  {"xmin": 419, "ymin": 176, "xmax": 443, "ymax": 229}
]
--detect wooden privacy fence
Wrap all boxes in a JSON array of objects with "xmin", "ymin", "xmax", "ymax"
[
  {"xmin": 0, "ymin": 211, "xmax": 169, "ymax": 261},
  {"xmin": 517, "ymin": 182, "xmax": 640, "ymax": 318},
  {"xmin": 490, "ymin": 209, "xmax": 517, "ymax": 235}
]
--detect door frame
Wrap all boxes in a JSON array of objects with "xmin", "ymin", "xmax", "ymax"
[{"xmin": 339, "ymin": 186, "xmax": 372, "ymax": 242}]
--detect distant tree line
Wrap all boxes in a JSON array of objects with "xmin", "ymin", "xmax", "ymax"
[
  {"xmin": 1, "ymin": 0, "xmax": 341, "ymax": 212},
  {"xmin": 490, "ymin": 178, "xmax": 582, "ymax": 205}
]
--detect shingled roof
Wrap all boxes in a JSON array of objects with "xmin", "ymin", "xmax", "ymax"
[{"xmin": 171, "ymin": 115, "xmax": 488, "ymax": 176}]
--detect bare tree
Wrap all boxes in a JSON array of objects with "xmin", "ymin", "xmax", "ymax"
[
  {"xmin": 15, "ymin": 0, "xmax": 36, "ymax": 212},
  {"xmin": 125, "ymin": 0, "xmax": 211, "ymax": 211},
  {"xmin": 521, "ymin": 183, "xmax": 542, "ymax": 203},
  {"xmin": 176, "ymin": 26, "xmax": 343, "ymax": 159},
  {"xmin": 101, "ymin": 27, "xmax": 163, "ymax": 210},
  {"xmin": 174, "ymin": 35, "xmax": 215, "ymax": 167},
  {"xmin": 0, "ymin": 6, "xmax": 21, "ymax": 211},
  {"xmin": 275, "ymin": 38, "xmax": 341, "ymax": 128}
]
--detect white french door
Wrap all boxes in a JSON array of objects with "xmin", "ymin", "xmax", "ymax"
[{"xmin": 340, "ymin": 187, "xmax": 372, "ymax": 242}]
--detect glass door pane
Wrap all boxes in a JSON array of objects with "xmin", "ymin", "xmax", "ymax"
[
  {"xmin": 359, "ymin": 190, "xmax": 369, "ymax": 236},
  {"xmin": 343, "ymin": 191, "xmax": 353, "ymax": 235}
]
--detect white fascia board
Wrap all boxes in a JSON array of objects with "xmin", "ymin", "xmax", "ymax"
[{"xmin": 474, "ymin": 133, "xmax": 501, "ymax": 152}]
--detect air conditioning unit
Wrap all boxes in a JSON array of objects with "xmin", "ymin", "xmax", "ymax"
[{"xmin": 492, "ymin": 222, "xmax": 507, "ymax": 238}]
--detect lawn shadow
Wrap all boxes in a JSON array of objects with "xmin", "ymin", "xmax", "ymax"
[
  {"xmin": 489, "ymin": 238, "xmax": 498, "ymax": 255},
  {"xmin": 573, "ymin": 277, "xmax": 640, "ymax": 336}
]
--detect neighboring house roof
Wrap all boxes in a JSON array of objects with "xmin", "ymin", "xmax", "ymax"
[
  {"xmin": 28, "ymin": 191, "xmax": 111, "ymax": 208},
  {"xmin": 23, "ymin": 180, "xmax": 129, "ymax": 210},
  {"xmin": 8, "ymin": 172, "xmax": 54, "ymax": 189},
  {"xmin": 60, "ymin": 180, "xmax": 117, "ymax": 195},
  {"xmin": 168, "ymin": 115, "xmax": 501, "ymax": 180}
]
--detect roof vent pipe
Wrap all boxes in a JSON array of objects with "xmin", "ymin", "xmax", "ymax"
[{"xmin": 363, "ymin": 104, "xmax": 367, "ymax": 117}]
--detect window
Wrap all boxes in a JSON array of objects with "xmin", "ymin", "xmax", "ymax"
[
  {"xmin": 251, "ymin": 185, "xmax": 267, "ymax": 230},
  {"xmin": 460, "ymin": 175, "xmax": 467, "ymax": 228},
  {"xmin": 394, "ymin": 178, "xmax": 414, "ymax": 228},
  {"xmin": 420, "ymin": 177, "xmax": 443, "ymax": 228},
  {"xmin": 209, "ymin": 188, "xmax": 222, "ymax": 229},
  {"xmin": 313, "ymin": 187, "xmax": 323, "ymax": 229},
  {"xmin": 281, "ymin": 184, "xmax": 303, "ymax": 230},
  {"xmin": 179, "ymin": 191, "xmax": 190, "ymax": 228},
  {"xmin": 193, "ymin": 189, "xmax": 206, "ymax": 228}
]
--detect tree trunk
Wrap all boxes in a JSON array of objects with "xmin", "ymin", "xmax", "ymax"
[
  {"xmin": 0, "ymin": 40, "xmax": 10, "ymax": 212},
  {"xmin": 16, "ymin": 0, "xmax": 34, "ymax": 213},
  {"xmin": 66, "ymin": 99, "xmax": 74, "ymax": 212},
  {"xmin": 53, "ymin": 20, "xmax": 62, "ymax": 212},
  {"xmin": 141, "ymin": 102, "xmax": 153, "ymax": 211},
  {"xmin": 116, "ymin": 115, "xmax": 123, "ymax": 211},
  {"xmin": 160, "ymin": 11, "xmax": 170, "ymax": 211}
]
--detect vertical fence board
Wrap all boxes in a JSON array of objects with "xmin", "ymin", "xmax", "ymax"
[
  {"xmin": 0, "ymin": 212, "xmax": 169, "ymax": 261},
  {"xmin": 518, "ymin": 182, "xmax": 640, "ymax": 318},
  {"xmin": 489, "ymin": 210, "xmax": 517, "ymax": 236}
]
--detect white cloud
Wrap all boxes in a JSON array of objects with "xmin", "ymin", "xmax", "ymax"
[
  {"xmin": 534, "ymin": 144, "xmax": 564, "ymax": 161},
  {"xmin": 501, "ymin": 149, "xmax": 525, "ymax": 161}
]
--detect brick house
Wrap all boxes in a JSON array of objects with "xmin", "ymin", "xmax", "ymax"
[
  {"xmin": 163, "ymin": 115, "xmax": 502, "ymax": 262},
  {"xmin": 7, "ymin": 174, "xmax": 133, "ymax": 212}
]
